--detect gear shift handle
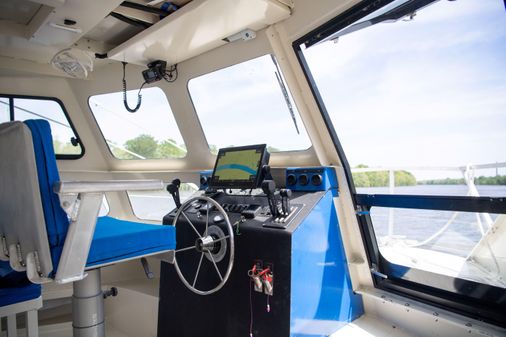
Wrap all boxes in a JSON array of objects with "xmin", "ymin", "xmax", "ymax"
[
  {"xmin": 261, "ymin": 180, "xmax": 279, "ymax": 217},
  {"xmin": 279, "ymin": 189, "xmax": 292, "ymax": 216},
  {"xmin": 167, "ymin": 179, "xmax": 182, "ymax": 209}
]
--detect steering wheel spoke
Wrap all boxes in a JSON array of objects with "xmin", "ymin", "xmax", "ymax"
[
  {"xmin": 181, "ymin": 211, "xmax": 202, "ymax": 239},
  {"xmin": 205, "ymin": 201, "xmax": 209, "ymax": 237},
  {"xmin": 207, "ymin": 252, "xmax": 224, "ymax": 282},
  {"xmin": 192, "ymin": 252, "xmax": 205, "ymax": 287},
  {"xmin": 176, "ymin": 245, "xmax": 197, "ymax": 253}
]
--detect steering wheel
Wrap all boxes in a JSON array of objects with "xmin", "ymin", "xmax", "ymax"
[{"xmin": 172, "ymin": 196, "xmax": 235, "ymax": 295}]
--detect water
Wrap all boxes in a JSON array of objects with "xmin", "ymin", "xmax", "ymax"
[
  {"xmin": 357, "ymin": 185, "xmax": 506, "ymax": 257},
  {"xmin": 356, "ymin": 184, "xmax": 506, "ymax": 197},
  {"xmin": 128, "ymin": 186, "xmax": 198, "ymax": 221},
  {"xmin": 128, "ymin": 184, "xmax": 505, "ymax": 257}
]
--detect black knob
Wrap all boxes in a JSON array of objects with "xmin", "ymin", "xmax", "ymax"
[
  {"xmin": 200, "ymin": 175, "xmax": 209, "ymax": 186},
  {"xmin": 70, "ymin": 137, "xmax": 79, "ymax": 146},
  {"xmin": 311, "ymin": 174, "xmax": 323, "ymax": 186},
  {"xmin": 287, "ymin": 174, "xmax": 297, "ymax": 186},
  {"xmin": 298, "ymin": 174, "xmax": 308, "ymax": 186},
  {"xmin": 262, "ymin": 180, "xmax": 276, "ymax": 195}
]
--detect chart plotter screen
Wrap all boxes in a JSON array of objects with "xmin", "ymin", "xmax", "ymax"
[{"xmin": 209, "ymin": 144, "xmax": 268, "ymax": 189}]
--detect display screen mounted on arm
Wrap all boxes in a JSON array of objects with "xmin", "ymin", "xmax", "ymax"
[{"xmin": 209, "ymin": 144, "xmax": 269, "ymax": 190}]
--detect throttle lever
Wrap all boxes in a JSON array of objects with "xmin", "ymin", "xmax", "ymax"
[
  {"xmin": 279, "ymin": 189, "xmax": 292, "ymax": 216},
  {"xmin": 261, "ymin": 180, "xmax": 279, "ymax": 217},
  {"xmin": 167, "ymin": 178, "xmax": 182, "ymax": 209}
]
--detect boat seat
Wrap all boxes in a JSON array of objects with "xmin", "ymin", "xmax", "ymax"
[
  {"xmin": 0, "ymin": 261, "xmax": 42, "ymax": 337},
  {"xmin": 88, "ymin": 216, "xmax": 175, "ymax": 268},
  {"xmin": 0, "ymin": 119, "xmax": 176, "ymax": 337}
]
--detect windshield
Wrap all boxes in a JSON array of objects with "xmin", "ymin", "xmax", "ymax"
[
  {"xmin": 299, "ymin": 0, "xmax": 506, "ymax": 292},
  {"xmin": 188, "ymin": 54, "xmax": 311, "ymax": 153}
]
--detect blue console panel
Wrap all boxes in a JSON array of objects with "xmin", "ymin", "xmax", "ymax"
[
  {"xmin": 290, "ymin": 189, "xmax": 363, "ymax": 336},
  {"xmin": 286, "ymin": 167, "xmax": 338, "ymax": 192}
]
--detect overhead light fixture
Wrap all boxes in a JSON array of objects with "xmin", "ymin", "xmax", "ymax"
[
  {"xmin": 49, "ymin": 22, "xmax": 82, "ymax": 34},
  {"xmin": 223, "ymin": 29, "xmax": 256, "ymax": 43},
  {"xmin": 51, "ymin": 48, "xmax": 93, "ymax": 79}
]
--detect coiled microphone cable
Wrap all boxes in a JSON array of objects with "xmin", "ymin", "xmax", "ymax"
[{"xmin": 122, "ymin": 62, "xmax": 146, "ymax": 113}]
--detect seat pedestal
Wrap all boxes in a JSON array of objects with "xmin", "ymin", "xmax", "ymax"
[{"xmin": 72, "ymin": 269, "xmax": 104, "ymax": 337}]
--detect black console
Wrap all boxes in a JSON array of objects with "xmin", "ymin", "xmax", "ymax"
[
  {"xmin": 159, "ymin": 190, "xmax": 326, "ymax": 337},
  {"xmin": 157, "ymin": 146, "xmax": 363, "ymax": 337}
]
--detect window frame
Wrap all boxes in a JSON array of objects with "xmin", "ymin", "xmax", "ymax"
[
  {"xmin": 87, "ymin": 87, "xmax": 188, "ymax": 161},
  {"xmin": 292, "ymin": 0, "xmax": 506, "ymax": 328},
  {"xmin": 0, "ymin": 93, "xmax": 85, "ymax": 159}
]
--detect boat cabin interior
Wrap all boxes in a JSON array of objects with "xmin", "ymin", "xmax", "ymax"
[{"xmin": 0, "ymin": 0, "xmax": 505, "ymax": 336}]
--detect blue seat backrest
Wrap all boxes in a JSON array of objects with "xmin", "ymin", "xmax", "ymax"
[{"xmin": 24, "ymin": 120, "xmax": 70, "ymax": 275}]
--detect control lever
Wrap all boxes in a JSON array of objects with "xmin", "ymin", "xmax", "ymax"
[
  {"xmin": 279, "ymin": 189, "xmax": 292, "ymax": 216},
  {"xmin": 167, "ymin": 179, "xmax": 181, "ymax": 209},
  {"xmin": 141, "ymin": 257, "xmax": 154, "ymax": 279},
  {"xmin": 261, "ymin": 180, "xmax": 279, "ymax": 218}
]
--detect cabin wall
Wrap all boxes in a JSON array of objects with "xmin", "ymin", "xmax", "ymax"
[{"xmin": 2, "ymin": 1, "xmax": 504, "ymax": 336}]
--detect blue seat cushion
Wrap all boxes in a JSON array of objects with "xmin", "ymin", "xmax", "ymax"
[
  {"xmin": 24, "ymin": 120, "xmax": 70, "ymax": 273},
  {"xmin": 86, "ymin": 217, "xmax": 176, "ymax": 267},
  {"xmin": 0, "ymin": 261, "xmax": 41, "ymax": 307}
]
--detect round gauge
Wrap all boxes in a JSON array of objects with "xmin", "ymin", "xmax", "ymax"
[
  {"xmin": 298, "ymin": 174, "xmax": 309, "ymax": 186},
  {"xmin": 311, "ymin": 174, "xmax": 322, "ymax": 186},
  {"xmin": 287, "ymin": 174, "xmax": 297, "ymax": 186}
]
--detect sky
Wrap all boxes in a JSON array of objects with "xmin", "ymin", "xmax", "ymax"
[
  {"xmin": 188, "ymin": 55, "xmax": 311, "ymax": 151},
  {"xmin": 302, "ymin": 0, "xmax": 506, "ymax": 178},
  {"xmin": 89, "ymin": 87, "xmax": 185, "ymax": 146}
]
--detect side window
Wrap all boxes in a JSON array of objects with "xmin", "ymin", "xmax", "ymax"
[
  {"xmin": 1, "ymin": 98, "xmax": 9, "ymax": 123},
  {"xmin": 98, "ymin": 196, "xmax": 110, "ymax": 217},
  {"xmin": 298, "ymin": 0, "xmax": 506, "ymax": 326},
  {"xmin": 89, "ymin": 87, "xmax": 186, "ymax": 160},
  {"xmin": 0, "ymin": 96, "xmax": 83, "ymax": 157},
  {"xmin": 127, "ymin": 182, "xmax": 198, "ymax": 221},
  {"xmin": 188, "ymin": 55, "xmax": 311, "ymax": 153}
]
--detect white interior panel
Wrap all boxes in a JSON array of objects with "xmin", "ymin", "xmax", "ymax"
[{"xmin": 108, "ymin": 0, "xmax": 291, "ymax": 65}]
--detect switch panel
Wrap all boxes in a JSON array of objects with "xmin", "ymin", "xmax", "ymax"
[{"xmin": 285, "ymin": 167, "xmax": 338, "ymax": 192}]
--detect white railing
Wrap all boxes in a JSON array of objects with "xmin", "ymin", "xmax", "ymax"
[{"xmin": 351, "ymin": 162, "xmax": 506, "ymax": 245}]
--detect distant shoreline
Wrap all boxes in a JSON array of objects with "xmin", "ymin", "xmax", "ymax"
[
  {"xmin": 352, "ymin": 168, "xmax": 506, "ymax": 188},
  {"xmin": 418, "ymin": 175, "xmax": 506, "ymax": 186}
]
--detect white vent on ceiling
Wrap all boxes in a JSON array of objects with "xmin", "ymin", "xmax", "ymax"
[{"xmin": 50, "ymin": 48, "xmax": 93, "ymax": 79}]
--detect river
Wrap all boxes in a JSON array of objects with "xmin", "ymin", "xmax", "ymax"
[
  {"xmin": 357, "ymin": 185, "xmax": 506, "ymax": 257},
  {"xmin": 128, "ymin": 184, "xmax": 505, "ymax": 258}
]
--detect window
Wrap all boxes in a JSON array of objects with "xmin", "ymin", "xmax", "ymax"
[
  {"xmin": 297, "ymin": 0, "xmax": 506, "ymax": 327},
  {"xmin": 0, "ymin": 95, "xmax": 83, "ymax": 157},
  {"xmin": 188, "ymin": 55, "xmax": 311, "ymax": 153},
  {"xmin": 98, "ymin": 196, "xmax": 110, "ymax": 217},
  {"xmin": 89, "ymin": 87, "xmax": 186, "ymax": 159},
  {"xmin": 1, "ymin": 98, "xmax": 9, "ymax": 123},
  {"xmin": 128, "ymin": 182, "xmax": 198, "ymax": 221}
]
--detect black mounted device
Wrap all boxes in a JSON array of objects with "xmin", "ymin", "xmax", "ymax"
[
  {"xmin": 209, "ymin": 144, "xmax": 270, "ymax": 190},
  {"xmin": 142, "ymin": 60, "xmax": 167, "ymax": 84}
]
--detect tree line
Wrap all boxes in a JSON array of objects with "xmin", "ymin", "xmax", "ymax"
[
  {"xmin": 352, "ymin": 165, "xmax": 416, "ymax": 188},
  {"xmin": 52, "ymin": 136, "xmax": 505, "ymax": 187},
  {"xmin": 107, "ymin": 134, "xmax": 280, "ymax": 159},
  {"xmin": 419, "ymin": 175, "xmax": 506, "ymax": 186},
  {"xmin": 112, "ymin": 134, "xmax": 187, "ymax": 159}
]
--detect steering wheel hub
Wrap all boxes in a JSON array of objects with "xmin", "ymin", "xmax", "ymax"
[{"xmin": 195, "ymin": 235, "xmax": 215, "ymax": 252}]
